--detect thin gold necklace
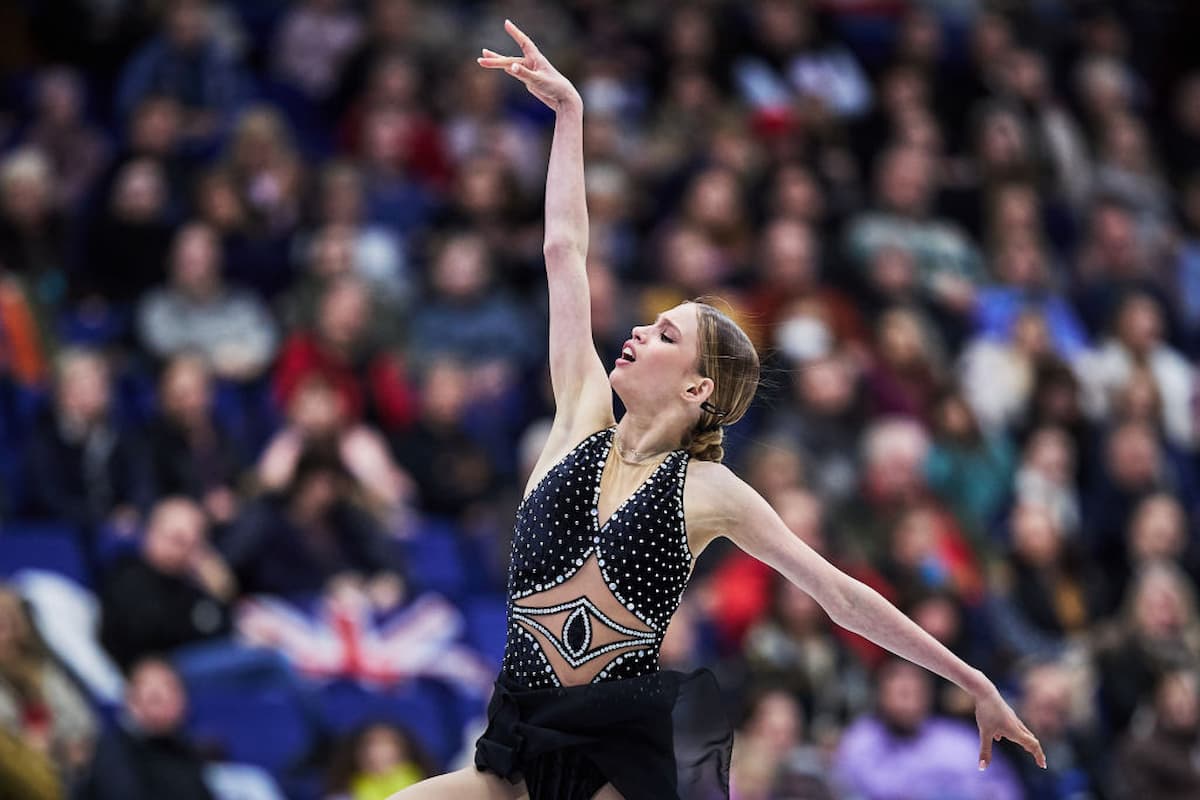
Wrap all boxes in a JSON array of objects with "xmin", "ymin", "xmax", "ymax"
[{"xmin": 613, "ymin": 434, "xmax": 672, "ymax": 465}]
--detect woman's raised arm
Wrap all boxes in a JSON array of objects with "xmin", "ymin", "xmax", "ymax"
[
  {"xmin": 479, "ymin": 22, "xmax": 614, "ymax": 457},
  {"xmin": 701, "ymin": 465, "xmax": 1047, "ymax": 772}
]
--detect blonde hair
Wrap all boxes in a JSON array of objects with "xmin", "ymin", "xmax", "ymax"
[
  {"xmin": 0, "ymin": 588, "xmax": 47, "ymax": 704},
  {"xmin": 687, "ymin": 300, "xmax": 760, "ymax": 462}
]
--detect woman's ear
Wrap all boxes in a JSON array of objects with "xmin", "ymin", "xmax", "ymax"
[{"xmin": 684, "ymin": 376, "xmax": 715, "ymax": 406}]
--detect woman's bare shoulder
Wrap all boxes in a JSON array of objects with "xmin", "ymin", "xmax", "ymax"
[{"xmin": 683, "ymin": 459, "xmax": 745, "ymax": 553}]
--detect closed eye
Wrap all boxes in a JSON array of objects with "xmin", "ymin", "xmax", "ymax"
[{"xmin": 660, "ymin": 332, "xmax": 674, "ymax": 343}]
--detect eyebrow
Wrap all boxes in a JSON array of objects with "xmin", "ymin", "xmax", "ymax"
[{"xmin": 656, "ymin": 314, "xmax": 683, "ymax": 338}]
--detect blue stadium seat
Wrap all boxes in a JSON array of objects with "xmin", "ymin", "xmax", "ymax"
[
  {"xmin": 186, "ymin": 687, "xmax": 313, "ymax": 774},
  {"xmin": 318, "ymin": 679, "xmax": 464, "ymax": 768},
  {"xmin": 0, "ymin": 524, "xmax": 88, "ymax": 587},
  {"xmin": 461, "ymin": 595, "xmax": 507, "ymax": 667},
  {"xmin": 399, "ymin": 520, "xmax": 470, "ymax": 599}
]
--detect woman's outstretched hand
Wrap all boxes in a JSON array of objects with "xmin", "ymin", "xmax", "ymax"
[
  {"xmin": 975, "ymin": 682, "xmax": 1047, "ymax": 771},
  {"xmin": 477, "ymin": 19, "xmax": 581, "ymax": 112}
]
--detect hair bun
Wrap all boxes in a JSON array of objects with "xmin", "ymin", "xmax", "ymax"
[{"xmin": 687, "ymin": 426, "xmax": 724, "ymax": 462}]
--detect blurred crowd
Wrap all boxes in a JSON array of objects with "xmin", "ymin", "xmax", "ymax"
[{"xmin": 1, "ymin": 0, "xmax": 1200, "ymax": 798}]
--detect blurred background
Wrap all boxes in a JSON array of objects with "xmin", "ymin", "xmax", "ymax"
[{"xmin": 0, "ymin": 0, "xmax": 1198, "ymax": 798}]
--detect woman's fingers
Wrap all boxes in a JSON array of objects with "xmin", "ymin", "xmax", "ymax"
[
  {"xmin": 978, "ymin": 728, "xmax": 993, "ymax": 771},
  {"xmin": 477, "ymin": 57, "xmax": 520, "ymax": 70},
  {"xmin": 505, "ymin": 18, "xmax": 537, "ymax": 57},
  {"xmin": 1018, "ymin": 729, "xmax": 1047, "ymax": 769}
]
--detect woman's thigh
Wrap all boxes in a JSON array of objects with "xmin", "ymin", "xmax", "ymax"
[{"xmin": 387, "ymin": 767, "xmax": 528, "ymax": 800}]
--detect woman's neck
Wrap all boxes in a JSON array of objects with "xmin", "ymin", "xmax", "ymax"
[{"xmin": 614, "ymin": 410, "xmax": 690, "ymax": 461}]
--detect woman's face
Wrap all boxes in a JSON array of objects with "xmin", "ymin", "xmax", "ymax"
[
  {"xmin": 879, "ymin": 312, "xmax": 925, "ymax": 366},
  {"xmin": 1134, "ymin": 574, "xmax": 1187, "ymax": 639},
  {"xmin": 1024, "ymin": 428, "xmax": 1073, "ymax": 485},
  {"xmin": 610, "ymin": 303, "xmax": 707, "ymax": 412},
  {"xmin": 1012, "ymin": 505, "xmax": 1061, "ymax": 567},
  {"xmin": 358, "ymin": 725, "xmax": 407, "ymax": 774},
  {"xmin": 745, "ymin": 691, "xmax": 801, "ymax": 755},
  {"xmin": 1129, "ymin": 496, "xmax": 1185, "ymax": 562}
]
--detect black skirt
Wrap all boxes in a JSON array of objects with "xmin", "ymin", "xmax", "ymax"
[{"xmin": 474, "ymin": 669, "xmax": 732, "ymax": 800}]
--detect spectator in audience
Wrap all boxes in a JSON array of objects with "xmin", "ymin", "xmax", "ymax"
[
  {"xmin": 1094, "ymin": 112, "xmax": 1172, "ymax": 239},
  {"xmin": 354, "ymin": 100, "xmax": 441, "ymax": 237},
  {"xmin": 225, "ymin": 448, "xmax": 403, "ymax": 601},
  {"xmin": 989, "ymin": 503, "xmax": 1101, "ymax": 666},
  {"xmin": 1095, "ymin": 561, "xmax": 1200, "ymax": 736},
  {"xmin": 1114, "ymin": 669, "xmax": 1200, "ymax": 800},
  {"xmin": 742, "ymin": 571, "xmax": 869, "ymax": 734},
  {"xmin": 1072, "ymin": 199, "xmax": 1173, "ymax": 339},
  {"xmin": 835, "ymin": 418, "xmax": 932, "ymax": 566},
  {"xmin": 1077, "ymin": 292, "xmax": 1196, "ymax": 449},
  {"xmin": 99, "ymin": 497, "xmax": 234, "ymax": 671},
  {"xmin": 259, "ymin": 374, "xmax": 410, "ymax": 510},
  {"xmin": 863, "ymin": 307, "xmax": 945, "ymax": 424},
  {"xmin": 846, "ymin": 146, "xmax": 985, "ymax": 328},
  {"xmin": 1001, "ymin": 661, "xmax": 1104, "ymax": 800},
  {"xmin": 407, "ymin": 231, "xmax": 538, "ymax": 392},
  {"xmin": 750, "ymin": 217, "xmax": 868, "ymax": 356},
  {"xmin": 730, "ymin": 687, "xmax": 836, "ymax": 800},
  {"xmin": 833, "ymin": 659, "xmax": 1022, "ymax": 800},
  {"xmin": 21, "ymin": 68, "xmax": 109, "ymax": 212},
  {"xmin": 0, "ymin": 586, "xmax": 96, "ymax": 780},
  {"xmin": 82, "ymin": 157, "xmax": 177, "ymax": 307},
  {"xmin": 116, "ymin": 0, "xmax": 248, "ymax": 154},
  {"xmin": 390, "ymin": 356, "xmax": 498, "ymax": 518},
  {"xmin": 311, "ymin": 161, "xmax": 410, "ymax": 308},
  {"xmin": 1085, "ymin": 420, "xmax": 1195, "ymax": 581},
  {"xmin": 80, "ymin": 657, "xmax": 214, "ymax": 800},
  {"xmin": 1012, "ymin": 426, "xmax": 1081, "ymax": 537},
  {"xmin": 147, "ymin": 354, "xmax": 245, "ymax": 526},
  {"xmin": 959, "ymin": 308, "xmax": 1053, "ymax": 434},
  {"xmin": 1124, "ymin": 493, "xmax": 1200, "ymax": 594},
  {"xmin": 271, "ymin": 0, "xmax": 364, "ymax": 104},
  {"xmin": 343, "ymin": 53, "xmax": 450, "ymax": 198},
  {"xmin": 766, "ymin": 356, "xmax": 863, "ymax": 505},
  {"xmin": 274, "ymin": 276, "xmax": 418, "ymax": 433},
  {"xmin": 219, "ymin": 107, "xmax": 305, "ymax": 264},
  {"xmin": 972, "ymin": 235, "xmax": 1089, "ymax": 360},
  {"xmin": 137, "ymin": 222, "xmax": 278, "ymax": 382},
  {"xmin": 331, "ymin": 0, "xmax": 427, "ymax": 120},
  {"xmin": 24, "ymin": 348, "xmax": 154, "ymax": 542},
  {"xmin": 925, "ymin": 389, "xmax": 1016, "ymax": 542},
  {"xmin": 0, "ymin": 148, "xmax": 66, "ymax": 304},
  {"xmin": 879, "ymin": 504, "xmax": 983, "ymax": 607},
  {"xmin": 997, "ymin": 49, "xmax": 1093, "ymax": 211},
  {"xmin": 325, "ymin": 721, "xmax": 434, "ymax": 800}
]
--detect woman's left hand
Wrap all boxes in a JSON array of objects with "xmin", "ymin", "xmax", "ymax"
[{"xmin": 975, "ymin": 683, "xmax": 1047, "ymax": 771}]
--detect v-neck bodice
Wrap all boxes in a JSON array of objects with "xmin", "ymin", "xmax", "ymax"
[
  {"xmin": 502, "ymin": 427, "xmax": 693, "ymax": 688},
  {"xmin": 595, "ymin": 428, "xmax": 684, "ymax": 530}
]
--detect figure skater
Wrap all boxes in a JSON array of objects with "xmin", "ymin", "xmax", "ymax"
[{"xmin": 392, "ymin": 20, "xmax": 1045, "ymax": 800}]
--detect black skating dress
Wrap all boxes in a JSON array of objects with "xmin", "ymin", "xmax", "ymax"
[{"xmin": 474, "ymin": 426, "xmax": 732, "ymax": 800}]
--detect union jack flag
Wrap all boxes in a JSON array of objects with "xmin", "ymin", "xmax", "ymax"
[{"xmin": 235, "ymin": 591, "xmax": 494, "ymax": 694}]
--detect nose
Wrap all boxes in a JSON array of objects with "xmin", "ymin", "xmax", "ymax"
[{"xmin": 631, "ymin": 324, "xmax": 648, "ymax": 342}]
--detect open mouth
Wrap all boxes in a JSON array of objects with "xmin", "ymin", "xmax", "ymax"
[{"xmin": 620, "ymin": 345, "xmax": 636, "ymax": 362}]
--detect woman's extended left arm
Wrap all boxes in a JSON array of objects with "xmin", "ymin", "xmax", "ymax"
[{"xmin": 713, "ymin": 467, "xmax": 1046, "ymax": 771}]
